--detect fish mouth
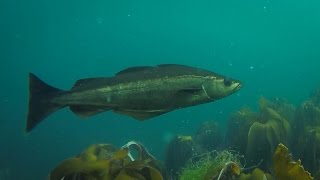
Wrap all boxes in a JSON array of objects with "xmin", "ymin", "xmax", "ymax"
[{"xmin": 234, "ymin": 82, "xmax": 242, "ymax": 91}]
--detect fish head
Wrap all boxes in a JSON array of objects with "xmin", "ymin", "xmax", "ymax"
[{"xmin": 203, "ymin": 75, "xmax": 242, "ymax": 99}]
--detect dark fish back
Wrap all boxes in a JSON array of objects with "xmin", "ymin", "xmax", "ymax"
[{"xmin": 71, "ymin": 64, "xmax": 217, "ymax": 91}]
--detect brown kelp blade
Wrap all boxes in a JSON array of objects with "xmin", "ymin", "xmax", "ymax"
[{"xmin": 26, "ymin": 73, "xmax": 65, "ymax": 133}]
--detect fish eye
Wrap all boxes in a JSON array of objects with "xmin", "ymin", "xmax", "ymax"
[{"xmin": 224, "ymin": 78, "xmax": 232, "ymax": 87}]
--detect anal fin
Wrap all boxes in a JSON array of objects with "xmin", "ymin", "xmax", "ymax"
[
  {"xmin": 70, "ymin": 105, "xmax": 112, "ymax": 118},
  {"xmin": 113, "ymin": 110, "xmax": 169, "ymax": 120}
]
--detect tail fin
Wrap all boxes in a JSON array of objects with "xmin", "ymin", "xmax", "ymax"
[{"xmin": 26, "ymin": 73, "xmax": 65, "ymax": 133}]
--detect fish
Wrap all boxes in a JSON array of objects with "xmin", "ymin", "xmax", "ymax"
[{"xmin": 26, "ymin": 64, "xmax": 242, "ymax": 132}]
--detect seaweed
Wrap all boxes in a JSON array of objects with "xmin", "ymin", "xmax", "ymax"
[
  {"xmin": 194, "ymin": 121, "xmax": 223, "ymax": 151},
  {"xmin": 49, "ymin": 142, "xmax": 164, "ymax": 180},
  {"xmin": 239, "ymin": 168, "xmax": 273, "ymax": 180},
  {"xmin": 165, "ymin": 135, "xmax": 199, "ymax": 179},
  {"xmin": 246, "ymin": 106, "xmax": 292, "ymax": 169},
  {"xmin": 179, "ymin": 150, "xmax": 243, "ymax": 180},
  {"xmin": 273, "ymin": 143, "xmax": 313, "ymax": 180},
  {"xmin": 225, "ymin": 107, "xmax": 259, "ymax": 155},
  {"xmin": 293, "ymin": 90, "xmax": 320, "ymax": 174}
]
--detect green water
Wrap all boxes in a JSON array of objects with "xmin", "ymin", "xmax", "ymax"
[{"xmin": 1, "ymin": 0, "xmax": 320, "ymax": 179}]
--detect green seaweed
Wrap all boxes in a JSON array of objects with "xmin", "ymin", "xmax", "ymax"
[{"xmin": 179, "ymin": 150, "xmax": 243, "ymax": 180}]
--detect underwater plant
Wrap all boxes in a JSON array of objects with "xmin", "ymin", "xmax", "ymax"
[
  {"xmin": 258, "ymin": 96, "xmax": 295, "ymax": 123},
  {"xmin": 239, "ymin": 97, "xmax": 292, "ymax": 170},
  {"xmin": 49, "ymin": 142, "xmax": 164, "ymax": 180},
  {"xmin": 295, "ymin": 99, "xmax": 320, "ymax": 132},
  {"xmin": 239, "ymin": 168, "xmax": 273, "ymax": 180},
  {"xmin": 246, "ymin": 106, "xmax": 292, "ymax": 170},
  {"xmin": 310, "ymin": 88, "xmax": 320, "ymax": 106},
  {"xmin": 225, "ymin": 106, "xmax": 259, "ymax": 155},
  {"xmin": 293, "ymin": 90, "xmax": 320, "ymax": 175},
  {"xmin": 165, "ymin": 135, "xmax": 199, "ymax": 179},
  {"xmin": 179, "ymin": 149, "xmax": 243, "ymax": 180},
  {"xmin": 272, "ymin": 143, "xmax": 313, "ymax": 180},
  {"xmin": 226, "ymin": 97, "xmax": 295, "ymax": 161},
  {"xmin": 293, "ymin": 125, "xmax": 320, "ymax": 175},
  {"xmin": 194, "ymin": 120, "xmax": 223, "ymax": 151}
]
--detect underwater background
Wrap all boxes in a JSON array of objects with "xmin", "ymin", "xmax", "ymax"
[{"xmin": 1, "ymin": 0, "xmax": 320, "ymax": 179}]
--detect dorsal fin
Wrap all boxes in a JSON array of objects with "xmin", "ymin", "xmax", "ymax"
[
  {"xmin": 115, "ymin": 66, "xmax": 153, "ymax": 75},
  {"xmin": 72, "ymin": 78, "xmax": 110, "ymax": 89},
  {"xmin": 157, "ymin": 64, "xmax": 189, "ymax": 68},
  {"xmin": 73, "ymin": 78, "xmax": 96, "ymax": 88}
]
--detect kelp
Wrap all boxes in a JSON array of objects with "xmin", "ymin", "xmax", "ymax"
[
  {"xmin": 225, "ymin": 107, "xmax": 259, "ymax": 155},
  {"xmin": 246, "ymin": 97, "xmax": 292, "ymax": 169},
  {"xmin": 273, "ymin": 143, "xmax": 313, "ymax": 180},
  {"xmin": 165, "ymin": 135, "xmax": 199, "ymax": 179},
  {"xmin": 293, "ymin": 89, "xmax": 320, "ymax": 174},
  {"xmin": 239, "ymin": 168, "xmax": 273, "ymax": 180},
  {"xmin": 49, "ymin": 142, "xmax": 164, "ymax": 180},
  {"xmin": 194, "ymin": 120, "xmax": 223, "ymax": 151},
  {"xmin": 237, "ymin": 143, "xmax": 312, "ymax": 180}
]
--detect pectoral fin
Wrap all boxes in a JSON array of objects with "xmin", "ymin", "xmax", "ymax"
[{"xmin": 70, "ymin": 105, "xmax": 112, "ymax": 118}]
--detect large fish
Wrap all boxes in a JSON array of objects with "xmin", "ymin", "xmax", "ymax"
[{"xmin": 26, "ymin": 64, "xmax": 242, "ymax": 132}]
